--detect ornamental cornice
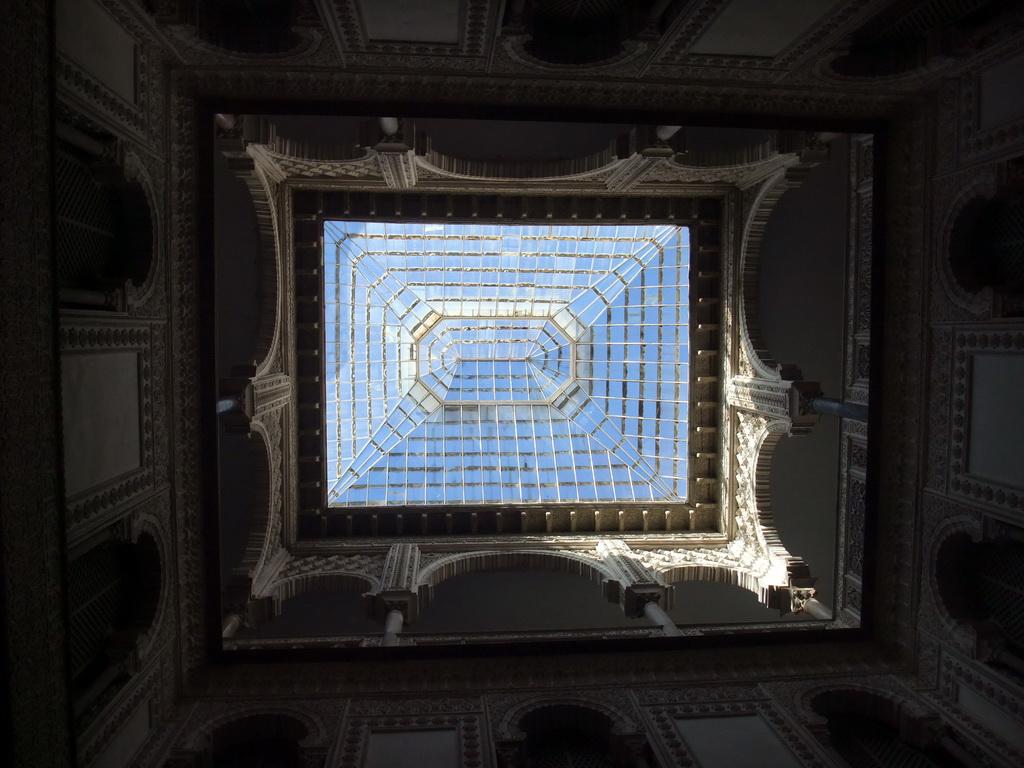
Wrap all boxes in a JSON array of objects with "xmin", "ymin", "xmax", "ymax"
[
  {"xmin": 180, "ymin": 68, "xmax": 908, "ymax": 120},
  {"xmin": 227, "ymin": 626, "xmax": 664, "ymax": 650},
  {"xmin": 191, "ymin": 637, "xmax": 894, "ymax": 698}
]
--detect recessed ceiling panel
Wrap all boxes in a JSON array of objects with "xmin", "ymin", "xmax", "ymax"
[
  {"xmin": 358, "ymin": 0, "xmax": 461, "ymax": 44},
  {"xmin": 688, "ymin": 0, "xmax": 839, "ymax": 58}
]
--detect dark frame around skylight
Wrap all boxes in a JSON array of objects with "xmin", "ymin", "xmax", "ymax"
[{"xmin": 291, "ymin": 190, "xmax": 723, "ymax": 540}]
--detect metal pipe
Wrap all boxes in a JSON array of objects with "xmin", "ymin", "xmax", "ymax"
[{"xmin": 809, "ymin": 396, "xmax": 869, "ymax": 422}]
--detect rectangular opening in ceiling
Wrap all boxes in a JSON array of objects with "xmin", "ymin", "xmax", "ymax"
[{"xmin": 321, "ymin": 221, "xmax": 691, "ymax": 508}]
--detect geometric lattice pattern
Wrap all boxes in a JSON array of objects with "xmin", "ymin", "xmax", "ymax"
[
  {"xmin": 973, "ymin": 543, "xmax": 1024, "ymax": 647},
  {"xmin": 55, "ymin": 150, "xmax": 119, "ymax": 288},
  {"xmin": 67, "ymin": 543, "xmax": 128, "ymax": 682},
  {"xmin": 324, "ymin": 222, "xmax": 689, "ymax": 506}
]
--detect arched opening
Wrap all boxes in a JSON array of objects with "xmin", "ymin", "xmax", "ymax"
[
  {"xmin": 67, "ymin": 532, "xmax": 161, "ymax": 724},
  {"xmin": 811, "ymin": 690, "xmax": 965, "ymax": 768},
  {"xmin": 194, "ymin": 0, "xmax": 298, "ymax": 54},
  {"xmin": 968, "ymin": 541, "xmax": 1024, "ymax": 654},
  {"xmin": 935, "ymin": 533, "xmax": 1024, "ymax": 676},
  {"xmin": 827, "ymin": 714, "xmax": 961, "ymax": 768},
  {"xmin": 950, "ymin": 195, "xmax": 1024, "ymax": 297},
  {"xmin": 213, "ymin": 740, "xmax": 300, "ymax": 768},
  {"xmin": 55, "ymin": 142, "xmax": 154, "ymax": 309},
  {"xmin": 209, "ymin": 712, "xmax": 310, "ymax": 768},
  {"xmin": 521, "ymin": 705, "xmax": 617, "ymax": 768},
  {"xmin": 519, "ymin": 0, "xmax": 648, "ymax": 65}
]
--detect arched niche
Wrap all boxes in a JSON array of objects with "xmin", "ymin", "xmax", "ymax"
[
  {"xmin": 55, "ymin": 140, "xmax": 155, "ymax": 312},
  {"xmin": 810, "ymin": 687, "xmax": 965, "ymax": 768},
  {"xmin": 67, "ymin": 529, "xmax": 161, "ymax": 727},
  {"xmin": 934, "ymin": 528, "xmax": 1024, "ymax": 675},
  {"xmin": 496, "ymin": 699, "xmax": 646, "ymax": 768},
  {"xmin": 521, "ymin": 705, "xmax": 616, "ymax": 767},
  {"xmin": 194, "ymin": 0, "xmax": 299, "ymax": 54},
  {"xmin": 182, "ymin": 710, "xmax": 327, "ymax": 768},
  {"xmin": 514, "ymin": 0, "xmax": 651, "ymax": 67},
  {"xmin": 949, "ymin": 193, "xmax": 1024, "ymax": 315}
]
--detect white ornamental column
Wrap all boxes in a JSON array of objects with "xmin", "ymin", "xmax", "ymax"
[
  {"xmin": 373, "ymin": 543, "xmax": 421, "ymax": 647},
  {"xmin": 381, "ymin": 608, "xmax": 404, "ymax": 647}
]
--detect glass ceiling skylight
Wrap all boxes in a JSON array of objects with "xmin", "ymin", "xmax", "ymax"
[{"xmin": 323, "ymin": 222, "xmax": 689, "ymax": 506}]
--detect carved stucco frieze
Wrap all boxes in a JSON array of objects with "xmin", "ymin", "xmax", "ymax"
[
  {"xmin": 168, "ymin": 69, "xmax": 207, "ymax": 677},
  {"xmin": 270, "ymin": 551, "xmax": 387, "ymax": 593},
  {"xmin": 254, "ymin": 145, "xmax": 384, "ymax": 181},
  {"xmin": 181, "ymin": 67, "xmax": 910, "ymax": 120},
  {"xmin": 379, "ymin": 542, "xmax": 420, "ymax": 592},
  {"xmin": 730, "ymin": 411, "xmax": 798, "ymax": 592},
  {"xmin": 726, "ymin": 376, "xmax": 791, "ymax": 419}
]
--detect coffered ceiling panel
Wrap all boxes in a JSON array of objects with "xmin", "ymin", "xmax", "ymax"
[
  {"xmin": 688, "ymin": 0, "xmax": 841, "ymax": 57},
  {"xmin": 359, "ymin": 0, "xmax": 461, "ymax": 44}
]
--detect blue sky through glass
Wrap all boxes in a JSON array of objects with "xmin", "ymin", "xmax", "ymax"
[{"xmin": 323, "ymin": 222, "xmax": 689, "ymax": 506}]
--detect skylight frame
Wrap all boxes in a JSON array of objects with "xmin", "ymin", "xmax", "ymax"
[{"xmin": 291, "ymin": 189, "xmax": 723, "ymax": 539}]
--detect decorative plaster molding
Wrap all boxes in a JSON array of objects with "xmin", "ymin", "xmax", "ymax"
[
  {"xmin": 337, "ymin": 712, "xmax": 485, "ymax": 768},
  {"xmin": 949, "ymin": 326, "xmax": 1024, "ymax": 513},
  {"xmin": 60, "ymin": 319, "xmax": 166, "ymax": 538},
  {"xmin": 644, "ymin": 699, "xmax": 827, "ymax": 768}
]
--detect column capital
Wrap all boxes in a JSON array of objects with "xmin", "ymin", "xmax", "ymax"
[
  {"xmin": 372, "ymin": 591, "xmax": 420, "ymax": 624},
  {"xmin": 597, "ymin": 540, "xmax": 671, "ymax": 617},
  {"xmin": 218, "ymin": 368, "xmax": 255, "ymax": 433},
  {"xmin": 788, "ymin": 380, "xmax": 824, "ymax": 435}
]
